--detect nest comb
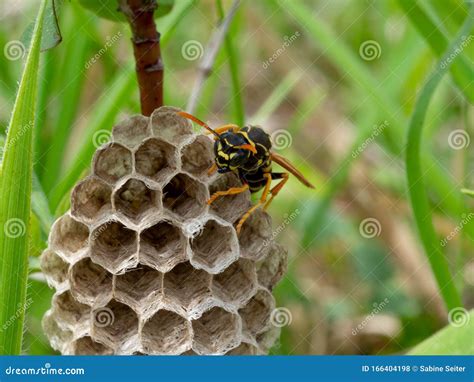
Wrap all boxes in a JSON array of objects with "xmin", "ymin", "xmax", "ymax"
[{"xmin": 40, "ymin": 106, "xmax": 288, "ymax": 355}]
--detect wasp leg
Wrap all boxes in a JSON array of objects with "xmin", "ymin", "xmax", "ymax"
[
  {"xmin": 263, "ymin": 173, "xmax": 289, "ymax": 211},
  {"xmin": 207, "ymin": 163, "xmax": 218, "ymax": 176},
  {"xmin": 208, "ymin": 184, "xmax": 249, "ymax": 205},
  {"xmin": 236, "ymin": 173, "xmax": 272, "ymax": 234}
]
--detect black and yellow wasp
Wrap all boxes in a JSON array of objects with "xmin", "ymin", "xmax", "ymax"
[{"xmin": 177, "ymin": 111, "xmax": 315, "ymax": 233}]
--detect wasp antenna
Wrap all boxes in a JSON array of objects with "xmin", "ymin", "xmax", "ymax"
[{"xmin": 176, "ymin": 111, "xmax": 220, "ymax": 138}]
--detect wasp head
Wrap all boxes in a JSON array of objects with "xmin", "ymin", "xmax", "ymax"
[{"xmin": 214, "ymin": 132, "xmax": 256, "ymax": 173}]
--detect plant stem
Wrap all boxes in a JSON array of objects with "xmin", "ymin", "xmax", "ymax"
[
  {"xmin": 405, "ymin": 5, "xmax": 474, "ymax": 312},
  {"xmin": 119, "ymin": 0, "xmax": 163, "ymax": 116}
]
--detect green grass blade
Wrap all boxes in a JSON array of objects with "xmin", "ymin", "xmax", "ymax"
[
  {"xmin": 409, "ymin": 309, "xmax": 474, "ymax": 355},
  {"xmin": 398, "ymin": 0, "xmax": 474, "ymax": 103},
  {"xmin": 49, "ymin": 0, "xmax": 196, "ymax": 211},
  {"xmin": 42, "ymin": 3, "xmax": 93, "ymax": 192},
  {"xmin": 461, "ymin": 188, "xmax": 474, "ymax": 198},
  {"xmin": 249, "ymin": 69, "xmax": 302, "ymax": 125},
  {"xmin": 0, "ymin": 0, "xmax": 47, "ymax": 355},
  {"xmin": 217, "ymin": 0, "xmax": 245, "ymax": 126},
  {"xmin": 405, "ymin": 6, "xmax": 474, "ymax": 312}
]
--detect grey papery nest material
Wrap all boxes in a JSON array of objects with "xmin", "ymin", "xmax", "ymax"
[{"xmin": 41, "ymin": 106, "xmax": 287, "ymax": 355}]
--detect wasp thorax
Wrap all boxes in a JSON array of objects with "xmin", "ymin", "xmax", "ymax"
[{"xmin": 41, "ymin": 106, "xmax": 287, "ymax": 355}]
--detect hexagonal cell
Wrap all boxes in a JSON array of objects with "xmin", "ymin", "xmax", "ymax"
[
  {"xmin": 192, "ymin": 306, "xmax": 240, "ymax": 354},
  {"xmin": 112, "ymin": 115, "xmax": 151, "ymax": 149},
  {"xmin": 72, "ymin": 336, "xmax": 113, "ymax": 355},
  {"xmin": 162, "ymin": 173, "xmax": 207, "ymax": 219},
  {"xmin": 163, "ymin": 262, "xmax": 212, "ymax": 317},
  {"xmin": 93, "ymin": 143, "xmax": 133, "ymax": 183},
  {"xmin": 150, "ymin": 106, "xmax": 193, "ymax": 144},
  {"xmin": 50, "ymin": 215, "xmax": 89, "ymax": 258},
  {"xmin": 42, "ymin": 311, "xmax": 73, "ymax": 353},
  {"xmin": 135, "ymin": 138, "xmax": 177, "ymax": 183},
  {"xmin": 139, "ymin": 221, "xmax": 187, "ymax": 272},
  {"xmin": 52, "ymin": 290, "xmax": 90, "ymax": 329},
  {"xmin": 208, "ymin": 172, "xmax": 251, "ymax": 223},
  {"xmin": 92, "ymin": 300, "xmax": 139, "ymax": 350},
  {"xmin": 212, "ymin": 259, "xmax": 257, "ymax": 306},
  {"xmin": 257, "ymin": 242, "xmax": 287, "ymax": 290},
  {"xmin": 190, "ymin": 219, "xmax": 238, "ymax": 273},
  {"xmin": 142, "ymin": 309, "xmax": 192, "ymax": 355},
  {"xmin": 90, "ymin": 221, "xmax": 138, "ymax": 274},
  {"xmin": 41, "ymin": 250, "xmax": 69, "ymax": 288},
  {"xmin": 113, "ymin": 178, "xmax": 161, "ymax": 222},
  {"xmin": 181, "ymin": 135, "xmax": 214, "ymax": 178},
  {"xmin": 71, "ymin": 176, "xmax": 112, "ymax": 222},
  {"xmin": 70, "ymin": 258, "xmax": 113, "ymax": 305},
  {"xmin": 115, "ymin": 264, "xmax": 162, "ymax": 313},
  {"xmin": 238, "ymin": 210, "xmax": 272, "ymax": 261},
  {"xmin": 226, "ymin": 342, "xmax": 259, "ymax": 355},
  {"xmin": 239, "ymin": 289, "xmax": 275, "ymax": 338}
]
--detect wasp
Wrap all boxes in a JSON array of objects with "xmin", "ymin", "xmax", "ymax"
[{"xmin": 177, "ymin": 111, "xmax": 315, "ymax": 233}]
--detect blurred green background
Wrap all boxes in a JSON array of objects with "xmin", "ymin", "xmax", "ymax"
[{"xmin": 0, "ymin": 0, "xmax": 472, "ymax": 355}]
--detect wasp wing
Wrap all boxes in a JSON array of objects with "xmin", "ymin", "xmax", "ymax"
[{"xmin": 271, "ymin": 152, "xmax": 315, "ymax": 188}]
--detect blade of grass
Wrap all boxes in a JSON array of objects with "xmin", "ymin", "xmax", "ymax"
[
  {"xmin": 49, "ymin": 0, "xmax": 196, "ymax": 211},
  {"xmin": 42, "ymin": 3, "xmax": 94, "ymax": 192},
  {"xmin": 249, "ymin": 69, "xmax": 302, "ymax": 125},
  {"xmin": 398, "ymin": 0, "xmax": 474, "ymax": 103},
  {"xmin": 0, "ymin": 0, "xmax": 47, "ymax": 355},
  {"xmin": 405, "ymin": 5, "xmax": 474, "ymax": 311},
  {"xmin": 275, "ymin": 0, "xmax": 473, "ymax": 240},
  {"xmin": 216, "ymin": 0, "xmax": 245, "ymax": 126}
]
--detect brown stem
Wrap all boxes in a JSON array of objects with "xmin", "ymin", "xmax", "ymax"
[{"xmin": 119, "ymin": 0, "xmax": 163, "ymax": 116}]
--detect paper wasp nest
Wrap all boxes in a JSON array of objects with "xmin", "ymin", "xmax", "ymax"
[{"xmin": 41, "ymin": 106, "xmax": 287, "ymax": 355}]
